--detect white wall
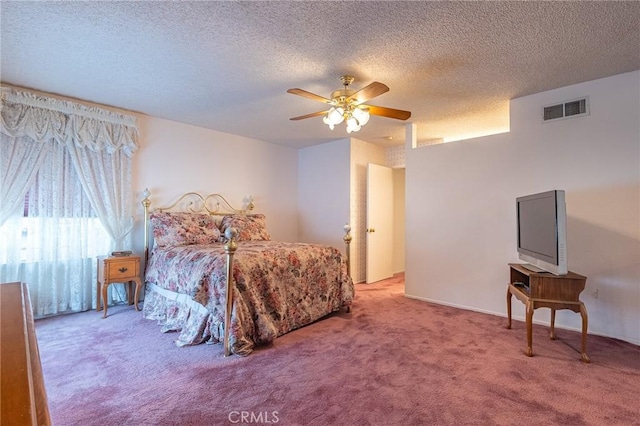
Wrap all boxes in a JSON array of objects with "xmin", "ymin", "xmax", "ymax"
[
  {"xmin": 132, "ymin": 116, "xmax": 299, "ymax": 255},
  {"xmin": 405, "ymin": 71, "xmax": 640, "ymax": 345},
  {"xmin": 297, "ymin": 139, "xmax": 351, "ymax": 252}
]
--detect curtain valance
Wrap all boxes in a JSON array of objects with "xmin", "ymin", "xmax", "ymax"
[{"xmin": 0, "ymin": 88, "xmax": 138, "ymax": 156}]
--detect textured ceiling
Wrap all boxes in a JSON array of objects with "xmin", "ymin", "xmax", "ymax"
[{"xmin": 1, "ymin": 1, "xmax": 639, "ymax": 148}]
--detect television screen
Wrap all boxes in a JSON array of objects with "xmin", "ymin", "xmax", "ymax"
[{"xmin": 516, "ymin": 190, "xmax": 567, "ymax": 275}]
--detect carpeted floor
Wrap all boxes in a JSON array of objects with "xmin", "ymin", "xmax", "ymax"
[{"xmin": 36, "ymin": 274, "xmax": 640, "ymax": 425}]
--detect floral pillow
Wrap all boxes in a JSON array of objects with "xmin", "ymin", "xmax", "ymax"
[
  {"xmin": 150, "ymin": 211, "xmax": 221, "ymax": 248},
  {"xmin": 219, "ymin": 214, "xmax": 271, "ymax": 242}
]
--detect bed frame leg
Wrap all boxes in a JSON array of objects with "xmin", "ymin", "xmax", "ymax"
[
  {"xmin": 223, "ymin": 228, "xmax": 238, "ymax": 357},
  {"xmin": 343, "ymin": 224, "xmax": 352, "ymax": 278},
  {"xmin": 343, "ymin": 225, "xmax": 353, "ymax": 315}
]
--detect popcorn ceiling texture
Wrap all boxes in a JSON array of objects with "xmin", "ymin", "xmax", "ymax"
[{"xmin": 1, "ymin": 2, "xmax": 638, "ymax": 148}]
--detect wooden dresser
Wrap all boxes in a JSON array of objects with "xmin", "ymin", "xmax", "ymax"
[{"xmin": 0, "ymin": 282, "xmax": 52, "ymax": 425}]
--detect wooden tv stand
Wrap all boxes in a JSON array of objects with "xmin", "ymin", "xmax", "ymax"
[{"xmin": 506, "ymin": 263, "xmax": 589, "ymax": 363}]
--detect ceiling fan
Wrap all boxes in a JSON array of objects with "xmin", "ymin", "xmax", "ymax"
[{"xmin": 287, "ymin": 75, "xmax": 411, "ymax": 134}]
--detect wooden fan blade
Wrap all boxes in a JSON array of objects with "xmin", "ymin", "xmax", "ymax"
[
  {"xmin": 367, "ymin": 105, "xmax": 412, "ymax": 120},
  {"xmin": 348, "ymin": 82, "xmax": 389, "ymax": 104},
  {"xmin": 287, "ymin": 88, "xmax": 333, "ymax": 104},
  {"xmin": 289, "ymin": 110, "xmax": 328, "ymax": 121}
]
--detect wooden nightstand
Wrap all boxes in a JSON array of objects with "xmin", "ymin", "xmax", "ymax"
[{"xmin": 96, "ymin": 255, "xmax": 142, "ymax": 318}]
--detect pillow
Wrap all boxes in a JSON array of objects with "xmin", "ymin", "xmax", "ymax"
[
  {"xmin": 150, "ymin": 211, "xmax": 221, "ymax": 248},
  {"xmin": 219, "ymin": 214, "xmax": 271, "ymax": 242}
]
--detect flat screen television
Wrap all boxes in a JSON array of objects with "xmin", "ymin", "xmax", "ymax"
[{"xmin": 516, "ymin": 190, "xmax": 568, "ymax": 275}]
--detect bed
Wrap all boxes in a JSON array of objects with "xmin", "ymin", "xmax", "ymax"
[{"xmin": 141, "ymin": 191, "xmax": 354, "ymax": 356}]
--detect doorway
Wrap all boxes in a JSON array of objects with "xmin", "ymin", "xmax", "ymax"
[{"xmin": 365, "ymin": 164, "xmax": 405, "ymax": 283}]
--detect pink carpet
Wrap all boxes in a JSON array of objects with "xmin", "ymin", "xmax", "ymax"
[{"xmin": 36, "ymin": 274, "xmax": 640, "ymax": 425}]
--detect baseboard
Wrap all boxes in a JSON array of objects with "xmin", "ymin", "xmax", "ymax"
[{"xmin": 403, "ymin": 293, "xmax": 640, "ymax": 346}]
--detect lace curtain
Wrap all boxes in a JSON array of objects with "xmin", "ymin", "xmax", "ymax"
[
  {"xmin": 0, "ymin": 88, "xmax": 139, "ymax": 316},
  {"xmin": 0, "ymin": 134, "xmax": 49, "ymax": 226}
]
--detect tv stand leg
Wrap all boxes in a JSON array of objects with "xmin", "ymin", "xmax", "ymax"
[
  {"xmin": 525, "ymin": 300, "xmax": 534, "ymax": 357},
  {"xmin": 506, "ymin": 286, "xmax": 512, "ymax": 329},
  {"xmin": 549, "ymin": 309, "xmax": 556, "ymax": 340},
  {"xmin": 580, "ymin": 303, "xmax": 590, "ymax": 363}
]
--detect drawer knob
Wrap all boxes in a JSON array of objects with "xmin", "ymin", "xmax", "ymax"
[{"xmin": 118, "ymin": 267, "xmax": 128, "ymax": 273}]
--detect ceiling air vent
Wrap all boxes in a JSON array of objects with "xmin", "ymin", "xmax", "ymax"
[{"xmin": 543, "ymin": 97, "xmax": 589, "ymax": 122}]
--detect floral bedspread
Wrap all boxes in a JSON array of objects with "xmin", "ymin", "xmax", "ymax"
[{"xmin": 143, "ymin": 241, "xmax": 354, "ymax": 355}]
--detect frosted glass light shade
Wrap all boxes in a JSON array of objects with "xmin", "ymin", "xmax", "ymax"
[
  {"xmin": 353, "ymin": 107, "xmax": 370, "ymax": 126},
  {"xmin": 346, "ymin": 116, "xmax": 361, "ymax": 133},
  {"xmin": 324, "ymin": 107, "xmax": 344, "ymax": 125}
]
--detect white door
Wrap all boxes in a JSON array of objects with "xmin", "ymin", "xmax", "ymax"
[{"xmin": 366, "ymin": 163, "xmax": 394, "ymax": 283}]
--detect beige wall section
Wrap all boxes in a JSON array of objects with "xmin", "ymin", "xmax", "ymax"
[
  {"xmin": 132, "ymin": 116, "xmax": 299, "ymax": 256},
  {"xmin": 297, "ymin": 137, "xmax": 395, "ymax": 283},
  {"xmin": 297, "ymin": 139, "xmax": 351, "ymax": 251},
  {"xmin": 387, "ymin": 145, "xmax": 406, "ymax": 168},
  {"xmin": 405, "ymin": 71, "xmax": 640, "ymax": 345},
  {"xmin": 393, "ymin": 168, "xmax": 406, "ymax": 274}
]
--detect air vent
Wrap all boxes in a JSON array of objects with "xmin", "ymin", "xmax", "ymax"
[
  {"xmin": 564, "ymin": 99, "xmax": 586, "ymax": 116},
  {"xmin": 544, "ymin": 104, "xmax": 564, "ymax": 121},
  {"xmin": 543, "ymin": 97, "xmax": 589, "ymax": 122}
]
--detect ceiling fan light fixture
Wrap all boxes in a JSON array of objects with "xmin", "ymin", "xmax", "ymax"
[
  {"xmin": 346, "ymin": 116, "xmax": 361, "ymax": 133},
  {"xmin": 323, "ymin": 106, "xmax": 345, "ymax": 129},
  {"xmin": 288, "ymin": 75, "xmax": 410, "ymax": 133},
  {"xmin": 352, "ymin": 106, "xmax": 370, "ymax": 126}
]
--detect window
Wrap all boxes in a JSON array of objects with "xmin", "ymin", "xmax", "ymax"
[
  {"xmin": 14, "ymin": 172, "xmax": 110, "ymax": 264},
  {"xmin": 1, "ymin": 88, "xmax": 138, "ymax": 316},
  {"xmin": 0, "ymin": 143, "xmax": 112, "ymax": 315}
]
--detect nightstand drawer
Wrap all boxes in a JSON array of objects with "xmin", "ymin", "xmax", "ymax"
[{"xmin": 105, "ymin": 258, "xmax": 139, "ymax": 280}]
